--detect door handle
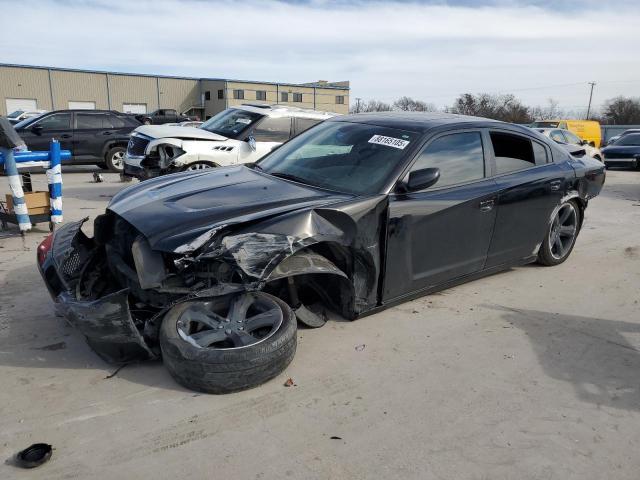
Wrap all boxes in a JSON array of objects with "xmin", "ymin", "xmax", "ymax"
[
  {"xmin": 479, "ymin": 199, "xmax": 495, "ymax": 212},
  {"xmin": 102, "ymin": 131, "xmax": 113, "ymax": 135},
  {"xmin": 549, "ymin": 180, "xmax": 562, "ymax": 191},
  {"xmin": 60, "ymin": 134, "xmax": 71, "ymax": 139}
]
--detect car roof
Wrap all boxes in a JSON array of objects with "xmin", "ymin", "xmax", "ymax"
[
  {"xmin": 46, "ymin": 109, "xmax": 128, "ymax": 115},
  {"xmin": 327, "ymin": 111, "xmax": 519, "ymax": 133},
  {"xmin": 234, "ymin": 104, "xmax": 337, "ymax": 120}
]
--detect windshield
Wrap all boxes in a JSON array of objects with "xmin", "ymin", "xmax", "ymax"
[
  {"xmin": 200, "ymin": 108, "xmax": 263, "ymax": 139},
  {"xmin": 7, "ymin": 110, "xmax": 24, "ymax": 119},
  {"xmin": 257, "ymin": 121, "xmax": 419, "ymax": 195},
  {"xmin": 614, "ymin": 134, "xmax": 640, "ymax": 146}
]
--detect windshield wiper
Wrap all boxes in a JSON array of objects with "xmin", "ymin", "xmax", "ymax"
[{"xmin": 269, "ymin": 172, "xmax": 312, "ymax": 185}]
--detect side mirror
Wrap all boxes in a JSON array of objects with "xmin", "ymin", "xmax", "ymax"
[
  {"xmin": 247, "ymin": 135, "xmax": 257, "ymax": 151},
  {"xmin": 406, "ymin": 167, "xmax": 440, "ymax": 192},
  {"xmin": 31, "ymin": 125, "xmax": 43, "ymax": 135}
]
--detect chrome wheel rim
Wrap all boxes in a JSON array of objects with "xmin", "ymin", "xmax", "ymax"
[
  {"xmin": 549, "ymin": 203, "xmax": 578, "ymax": 260},
  {"xmin": 186, "ymin": 162, "xmax": 213, "ymax": 171},
  {"xmin": 176, "ymin": 293, "xmax": 283, "ymax": 350},
  {"xmin": 111, "ymin": 150, "xmax": 125, "ymax": 170}
]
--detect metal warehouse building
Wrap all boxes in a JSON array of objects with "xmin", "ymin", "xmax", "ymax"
[{"xmin": 0, "ymin": 64, "xmax": 350, "ymax": 119}]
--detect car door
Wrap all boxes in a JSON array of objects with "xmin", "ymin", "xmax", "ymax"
[
  {"xmin": 74, "ymin": 112, "xmax": 109, "ymax": 161},
  {"xmin": 245, "ymin": 116, "xmax": 293, "ymax": 162},
  {"xmin": 484, "ymin": 129, "xmax": 569, "ymax": 268},
  {"xmin": 383, "ymin": 130, "xmax": 499, "ymax": 301},
  {"xmin": 18, "ymin": 112, "xmax": 73, "ymax": 161}
]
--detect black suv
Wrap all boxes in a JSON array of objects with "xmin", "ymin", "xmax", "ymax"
[
  {"xmin": 137, "ymin": 109, "xmax": 192, "ymax": 125},
  {"xmin": 14, "ymin": 110, "xmax": 141, "ymax": 172}
]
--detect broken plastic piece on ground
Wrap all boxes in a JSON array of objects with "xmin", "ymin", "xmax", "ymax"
[
  {"xmin": 14, "ymin": 443, "xmax": 52, "ymax": 468},
  {"xmin": 93, "ymin": 172, "xmax": 104, "ymax": 183},
  {"xmin": 330, "ymin": 436, "xmax": 342, "ymax": 440},
  {"xmin": 284, "ymin": 377, "xmax": 296, "ymax": 387},
  {"xmin": 294, "ymin": 303, "xmax": 327, "ymax": 328},
  {"xmin": 355, "ymin": 344, "xmax": 366, "ymax": 351}
]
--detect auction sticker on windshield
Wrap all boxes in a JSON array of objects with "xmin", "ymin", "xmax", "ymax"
[{"xmin": 368, "ymin": 135, "xmax": 410, "ymax": 149}]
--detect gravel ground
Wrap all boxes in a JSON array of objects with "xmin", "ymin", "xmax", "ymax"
[{"xmin": 0, "ymin": 167, "xmax": 638, "ymax": 480}]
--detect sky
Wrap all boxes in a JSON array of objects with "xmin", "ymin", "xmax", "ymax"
[{"xmin": 1, "ymin": 0, "xmax": 639, "ymax": 113}]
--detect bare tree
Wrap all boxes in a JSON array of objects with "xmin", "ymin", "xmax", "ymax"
[
  {"xmin": 450, "ymin": 93, "xmax": 532, "ymax": 123},
  {"xmin": 530, "ymin": 98, "xmax": 562, "ymax": 120},
  {"xmin": 350, "ymin": 98, "xmax": 393, "ymax": 113},
  {"xmin": 393, "ymin": 96, "xmax": 436, "ymax": 112},
  {"xmin": 600, "ymin": 96, "xmax": 640, "ymax": 125}
]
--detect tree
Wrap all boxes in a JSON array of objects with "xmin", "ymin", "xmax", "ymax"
[
  {"xmin": 601, "ymin": 96, "xmax": 640, "ymax": 125},
  {"xmin": 449, "ymin": 93, "xmax": 532, "ymax": 123},
  {"xmin": 393, "ymin": 96, "xmax": 436, "ymax": 112},
  {"xmin": 530, "ymin": 98, "xmax": 562, "ymax": 120},
  {"xmin": 350, "ymin": 98, "xmax": 393, "ymax": 113}
]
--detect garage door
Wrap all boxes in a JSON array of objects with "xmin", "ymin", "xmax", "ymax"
[
  {"xmin": 5, "ymin": 98, "xmax": 37, "ymax": 115},
  {"xmin": 123, "ymin": 103, "xmax": 147, "ymax": 114},
  {"xmin": 68, "ymin": 101, "xmax": 96, "ymax": 110}
]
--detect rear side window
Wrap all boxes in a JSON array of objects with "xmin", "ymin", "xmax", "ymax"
[
  {"xmin": 106, "ymin": 114, "xmax": 126, "ymax": 128},
  {"xmin": 76, "ymin": 113, "xmax": 104, "ymax": 129},
  {"xmin": 253, "ymin": 117, "xmax": 291, "ymax": 142},
  {"xmin": 490, "ymin": 132, "xmax": 542, "ymax": 175},
  {"xmin": 615, "ymin": 134, "xmax": 640, "ymax": 146},
  {"xmin": 411, "ymin": 132, "xmax": 485, "ymax": 188}
]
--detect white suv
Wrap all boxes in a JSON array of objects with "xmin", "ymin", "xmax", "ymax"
[{"xmin": 124, "ymin": 105, "xmax": 336, "ymax": 180}]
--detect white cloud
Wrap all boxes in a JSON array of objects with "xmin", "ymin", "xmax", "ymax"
[{"xmin": 1, "ymin": 0, "xmax": 639, "ymax": 112}]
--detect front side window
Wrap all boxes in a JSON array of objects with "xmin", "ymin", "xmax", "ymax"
[
  {"xmin": 615, "ymin": 133, "xmax": 640, "ymax": 146},
  {"xmin": 257, "ymin": 121, "xmax": 419, "ymax": 195},
  {"xmin": 294, "ymin": 117, "xmax": 321, "ymax": 135},
  {"xmin": 564, "ymin": 131, "xmax": 583, "ymax": 145},
  {"xmin": 33, "ymin": 113, "xmax": 71, "ymax": 131},
  {"xmin": 550, "ymin": 130, "xmax": 566, "ymax": 143},
  {"xmin": 200, "ymin": 108, "xmax": 263, "ymax": 139},
  {"xmin": 411, "ymin": 132, "xmax": 484, "ymax": 189},
  {"xmin": 233, "ymin": 90, "xmax": 244, "ymax": 100},
  {"xmin": 490, "ymin": 131, "xmax": 541, "ymax": 175},
  {"xmin": 252, "ymin": 117, "xmax": 291, "ymax": 142}
]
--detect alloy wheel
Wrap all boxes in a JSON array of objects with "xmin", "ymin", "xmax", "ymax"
[
  {"xmin": 111, "ymin": 150, "xmax": 125, "ymax": 170},
  {"xmin": 549, "ymin": 203, "xmax": 578, "ymax": 260},
  {"xmin": 176, "ymin": 293, "xmax": 284, "ymax": 349},
  {"xmin": 185, "ymin": 162, "xmax": 213, "ymax": 171}
]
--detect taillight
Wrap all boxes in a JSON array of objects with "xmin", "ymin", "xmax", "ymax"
[{"xmin": 37, "ymin": 233, "xmax": 54, "ymax": 265}]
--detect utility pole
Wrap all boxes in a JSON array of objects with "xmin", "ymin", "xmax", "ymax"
[{"xmin": 586, "ymin": 82, "xmax": 596, "ymax": 119}]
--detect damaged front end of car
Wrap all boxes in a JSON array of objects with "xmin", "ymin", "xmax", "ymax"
[{"xmin": 37, "ymin": 195, "xmax": 387, "ymax": 364}]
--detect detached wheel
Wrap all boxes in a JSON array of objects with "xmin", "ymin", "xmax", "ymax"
[
  {"xmin": 105, "ymin": 147, "xmax": 126, "ymax": 172},
  {"xmin": 538, "ymin": 200, "xmax": 581, "ymax": 266},
  {"xmin": 160, "ymin": 292, "xmax": 297, "ymax": 394}
]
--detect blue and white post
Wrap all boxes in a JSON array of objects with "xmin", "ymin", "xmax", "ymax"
[
  {"xmin": 0, "ymin": 146, "xmax": 31, "ymax": 231},
  {"xmin": 47, "ymin": 140, "xmax": 63, "ymax": 224}
]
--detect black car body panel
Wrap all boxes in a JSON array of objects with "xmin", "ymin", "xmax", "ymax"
[
  {"xmin": 15, "ymin": 110, "xmax": 139, "ymax": 165},
  {"xmin": 37, "ymin": 113, "xmax": 606, "ymax": 363},
  {"xmin": 601, "ymin": 144, "xmax": 640, "ymax": 168}
]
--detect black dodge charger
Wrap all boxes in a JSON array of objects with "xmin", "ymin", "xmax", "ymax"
[{"xmin": 37, "ymin": 112, "xmax": 606, "ymax": 393}]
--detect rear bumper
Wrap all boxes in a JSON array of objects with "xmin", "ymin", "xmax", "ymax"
[{"xmin": 38, "ymin": 221, "xmax": 155, "ymax": 363}]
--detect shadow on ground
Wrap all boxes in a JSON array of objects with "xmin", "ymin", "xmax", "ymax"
[{"xmin": 485, "ymin": 304, "xmax": 640, "ymax": 412}]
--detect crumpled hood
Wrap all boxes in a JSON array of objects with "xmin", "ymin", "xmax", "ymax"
[
  {"xmin": 108, "ymin": 166, "xmax": 352, "ymax": 252},
  {"xmin": 134, "ymin": 125, "xmax": 227, "ymax": 141}
]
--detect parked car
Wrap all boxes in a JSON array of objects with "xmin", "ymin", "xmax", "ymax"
[
  {"xmin": 604, "ymin": 128, "xmax": 640, "ymax": 146},
  {"xmin": 535, "ymin": 128, "xmax": 603, "ymax": 161},
  {"xmin": 601, "ymin": 132, "xmax": 640, "ymax": 169},
  {"xmin": 13, "ymin": 110, "xmax": 140, "ymax": 171},
  {"xmin": 5, "ymin": 109, "xmax": 47, "ymax": 125},
  {"xmin": 124, "ymin": 104, "xmax": 335, "ymax": 180},
  {"xmin": 531, "ymin": 119, "xmax": 602, "ymax": 147},
  {"xmin": 136, "ymin": 109, "xmax": 191, "ymax": 125},
  {"xmin": 37, "ymin": 112, "xmax": 605, "ymax": 393}
]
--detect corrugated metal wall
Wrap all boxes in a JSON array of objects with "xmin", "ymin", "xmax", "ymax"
[
  {"xmin": 50, "ymin": 70, "xmax": 109, "ymax": 109},
  {"xmin": 0, "ymin": 65, "xmax": 53, "ymax": 114},
  {"xmin": 108, "ymin": 74, "xmax": 159, "ymax": 112}
]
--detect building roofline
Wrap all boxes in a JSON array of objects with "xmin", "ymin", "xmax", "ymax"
[{"xmin": 0, "ymin": 63, "xmax": 350, "ymax": 91}]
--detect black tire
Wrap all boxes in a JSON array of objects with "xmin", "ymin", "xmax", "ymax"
[
  {"xmin": 537, "ymin": 199, "xmax": 581, "ymax": 266},
  {"xmin": 105, "ymin": 147, "xmax": 126, "ymax": 172},
  {"xmin": 97, "ymin": 163, "xmax": 109, "ymax": 170},
  {"xmin": 160, "ymin": 292, "xmax": 297, "ymax": 394}
]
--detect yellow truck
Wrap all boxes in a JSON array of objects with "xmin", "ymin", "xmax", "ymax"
[{"xmin": 531, "ymin": 120, "xmax": 602, "ymax": 147}]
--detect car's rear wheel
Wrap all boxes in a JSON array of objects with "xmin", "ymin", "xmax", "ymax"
[
  {"xmin": 182, "ymin": 161, "xmax": 217, "ymax": 172},
  {"xmin": 537, "ymin": 200, "xmax": 580, "ymax": 266},
  {"xmin": 160, "ymin": 292, "xmax": 297, "ymax": 394},
  {"xmin": 105, "ymin": 147, "xmax": 126, "ymax": 172}
]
